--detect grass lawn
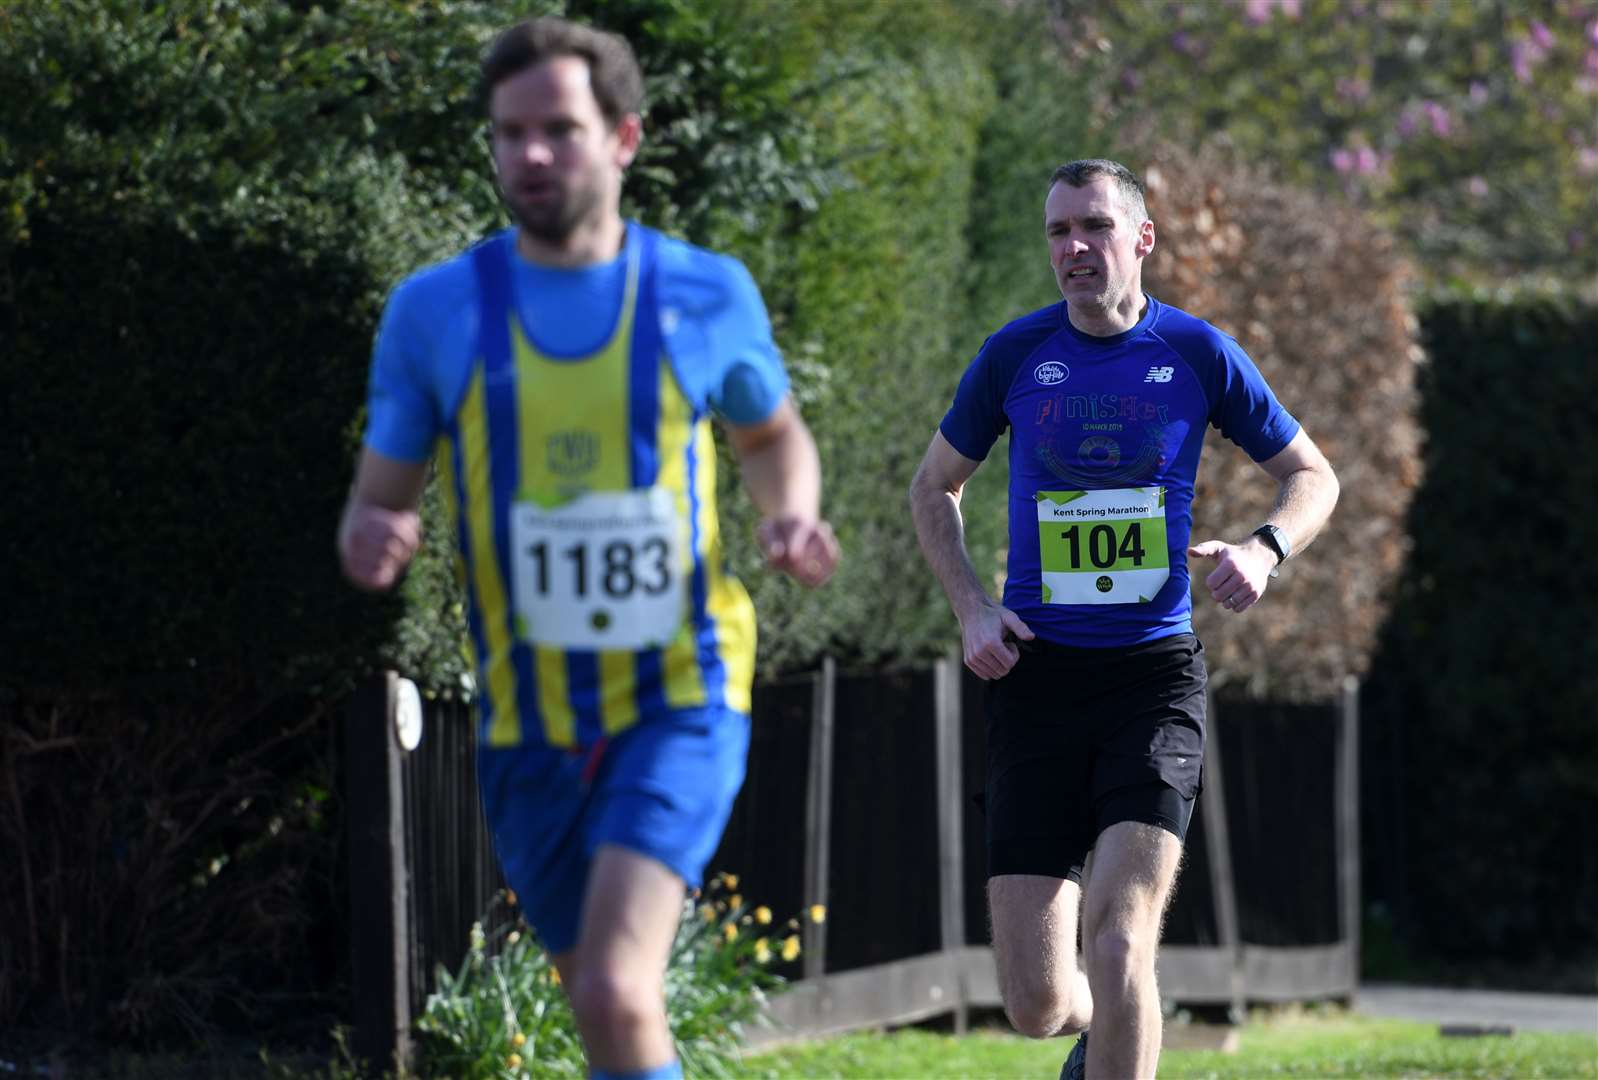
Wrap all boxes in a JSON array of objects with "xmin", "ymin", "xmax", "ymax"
[{"xmin": 740, "ymin": 1009, "xmax": 1598, "ymax": 1078}]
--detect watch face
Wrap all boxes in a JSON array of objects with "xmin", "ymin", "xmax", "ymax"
[{"xmin": 1256, "ymin": 525, "xmax": 1288, "ymax": 562}]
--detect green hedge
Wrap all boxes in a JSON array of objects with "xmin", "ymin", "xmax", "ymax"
[{"xmin": 1367, "ymin": 291, "xmax": 1598, "ymax": 969}]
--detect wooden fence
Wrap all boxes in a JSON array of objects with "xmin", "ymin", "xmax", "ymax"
[{"xmin": 344, "ymin": 660, "xmax": 1361, "ymax": 1067}]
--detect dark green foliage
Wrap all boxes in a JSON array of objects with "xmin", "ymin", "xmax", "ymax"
[{"xmin": 1367, "ymin": 291, "xmax": 1598, "ymax": 968}]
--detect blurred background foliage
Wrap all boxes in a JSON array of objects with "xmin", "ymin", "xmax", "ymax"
[
  {"xmin": 1, "ymin": 0, "xmax": 1593, "ymax": 1052},
  {"xmin": 1054, "ymin": 0, "xmax": 1598, "ymax": 283}
]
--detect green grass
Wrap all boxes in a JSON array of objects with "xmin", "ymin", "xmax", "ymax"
[{"xmin": 739, "ymin": 1009, "xmax": 1598, "ymax": 1078}]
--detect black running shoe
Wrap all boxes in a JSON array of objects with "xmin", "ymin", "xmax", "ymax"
[{"xmin": 1059, "ymin": 1030, "xmax": 1088, "ymax": 1080}]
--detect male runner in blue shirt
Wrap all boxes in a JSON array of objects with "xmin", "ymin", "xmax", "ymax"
[
  {"xmin": 909, "ymin": 159, "xmax": 1338, "ymax": 1079},
  {"xmin": 337, "ymin": 19, "xmax": 838, "ymax": 1080}
]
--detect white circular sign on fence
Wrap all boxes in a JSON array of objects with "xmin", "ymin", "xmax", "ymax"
[{"xmin": 394, "ymin": 677, "xmax": 424, "ymax": 752}]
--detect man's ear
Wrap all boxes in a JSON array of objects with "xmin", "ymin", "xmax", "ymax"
[
  {"xmin": 1136, "ymin": 219, "xmax": 1156, "ymax": 259},
  {"xmin": 614, "ymin": 113, "xmax": 643, "ymax": 168}
]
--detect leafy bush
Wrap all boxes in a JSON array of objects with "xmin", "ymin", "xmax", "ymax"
[
  {"xmin": 1050, "ymin": 0, "xmax": 1598, "ymax": 281},
  {"xmin": 1364, "ymin": 289, "xmax": 1598, "ymax": 969},
  {"xmin": 1137, "ymin": 140, "xmax": 1422, "ymax": 700},
  {"xmin": 415, "ymin": 880, "xmax": 818, "ymax": 1078}
]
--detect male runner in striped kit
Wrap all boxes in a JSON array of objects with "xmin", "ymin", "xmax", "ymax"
[{"xmin": 338, "ymin": 18, "xmax": 838, "ymax": 1080}]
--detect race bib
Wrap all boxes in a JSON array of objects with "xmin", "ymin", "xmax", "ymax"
[
  {"xmin": 1035, "ymin": 487, "xmax": 1169, "ymax": 604},
  {"xmin": 509, "ymin": 487, "xmax": 686, "ymax": 650}
]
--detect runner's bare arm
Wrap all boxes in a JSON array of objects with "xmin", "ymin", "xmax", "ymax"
[
  {"xmin": 338, "ymin": 448, "xmax": 430, "ymax": 592},
  {"xmin": 1188, "ymin": 428, "xmax": 1339, "ymax": 613},
  {"xmin": 723, "ymin": 396, "xmax": 839, "ymax": 587},
  {"xmin": 909, "ymin": 431, "xmax": 1034, "ymax": 679},
  {"xmin": 1252, "ymin": 428, "xmax": 1339, "ymax": 556}
]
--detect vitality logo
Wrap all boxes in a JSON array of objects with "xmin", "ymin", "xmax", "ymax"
[{"xmin": 1144, "ymin": 366, "xmax": 1174, "ymax": 383}]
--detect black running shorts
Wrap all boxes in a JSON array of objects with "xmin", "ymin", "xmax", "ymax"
[{"xmin": 983, "ymin": 632, "xmax": 1206, "ymax": 883}]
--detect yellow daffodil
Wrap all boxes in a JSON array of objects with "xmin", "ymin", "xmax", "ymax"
[
  {"xmin": 507, "ymin": 1053, "xmax": 523, "ymax": 1068},
  {"xmin": 754, "ymin": 938, "xmax": 772, "ymax": 963},
  {"xmin": 723, "ymin": 922, "xmax": 739, "ymax": 943},
  {"xmin": 720, "ymin": 872, "xmax": 739, "ymax": 889},
  {"xmin": 754, "ymin": 905, "xmax": 772, "ymax": 925},
  {"xmin": 511, "ymin": 1032, "xmax": 526, "ymax": 1048},
  {"xmin": 781, "ymin": 935, "xmax": 801, "ymax": 962},
  {"xmin": 810, "ymin": 904, "xmax": 827, "ymax": 924},
  {"xmin": 730, "ymin": 893, "xmax": 743, "ymax": 910},
  {"xmin": 700, "ymin": 903, "xmax": 717, "ymax": 923}
]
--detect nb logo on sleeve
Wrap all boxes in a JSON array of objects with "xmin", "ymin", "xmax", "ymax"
[{"xmin": 1143, "ymin": 366, "xmax": 1174, "ymax": 383}]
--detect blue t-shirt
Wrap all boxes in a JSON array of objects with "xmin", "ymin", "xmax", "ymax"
[
  {"xmin": 940, "ymin": 296, "xmax": 1299, "ymax": 647},
  {"xmin": 364, "ymin": 224, "xmax": 789, "ymax": 462}
]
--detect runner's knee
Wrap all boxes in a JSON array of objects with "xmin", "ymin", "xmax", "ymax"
[
  {"xmin": 569, "ymin": 966, "xmax": 661, "ymax": 1039},
  {"xmin": 1002, "ymin": 977, "xmax": 1089, "ymax": 1039},
  {"xmin": 1085, "ymin": 923, "xmax": 1155, "ymax": 984}
]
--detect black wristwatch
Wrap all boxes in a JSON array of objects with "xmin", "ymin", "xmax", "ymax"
[{"xmin": 1251, "ymin": 524, "xmax": 1291, "ymax": 578}]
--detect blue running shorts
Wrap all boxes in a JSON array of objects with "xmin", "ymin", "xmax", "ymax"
[{"xmin": 476, "ymin": 707, "xmax": 751, "ymax": 955}]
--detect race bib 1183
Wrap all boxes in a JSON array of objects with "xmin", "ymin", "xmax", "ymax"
[
  {"xmin": 509, "ymin": 487, "xmax": 687, "ymax": 650},
  {"xmin": 1035, "ymin": 487, "xmax": 1169, "ymax": 605}
]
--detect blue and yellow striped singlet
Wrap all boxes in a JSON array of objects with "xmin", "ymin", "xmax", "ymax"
[{"xmin": 434, "ymin": 227, "xmax": 755, "ymax": 750}]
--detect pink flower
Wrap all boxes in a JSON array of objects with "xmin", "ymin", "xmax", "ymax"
[
  {"xmin": 1529, "ymin": 20, "xmax": 1553, "ymax": 50},
  {"xmin": 1279, "ymin": 0, "xmax": 1303, "ymax": 18},
  {"xmin": 1512, "ymin": 41, "xmax": 1536, "ymax": 83},
  {"xmin": 1244, "ymin": 0, "xmax": 1272, "ymax": 25},
  {"xmin": 1355, "ymin": 146, "xmax": 1380, "ymax": 175},
  {"xmin": 1424, "ymin": 101, "xmax": 1452, "ymax": 137},
  {"xmin": 1331, "ymin": 148, "xmax": 1355, "ymax": 174}
]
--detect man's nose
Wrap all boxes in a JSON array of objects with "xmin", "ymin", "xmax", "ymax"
[{"xmin": 520, "ymin": 137, "xmax": 555, "ymax": 165}]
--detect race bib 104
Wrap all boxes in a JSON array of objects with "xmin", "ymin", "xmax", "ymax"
[
  {"xmin": 1035, "ymin": 487, "xmax": 1169, "ymax": 605},
  {"xmin": 509, "ymin": 487, "xmax": 687, "ymax": 651}
]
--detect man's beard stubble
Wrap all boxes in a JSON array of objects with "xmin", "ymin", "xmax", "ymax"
[{"xmin": 503, "ymin": 180, "xmax": 604, "ymax": 246}]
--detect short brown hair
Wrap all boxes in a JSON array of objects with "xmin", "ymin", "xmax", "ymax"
[
  {"xmin": 1049, "ymin": 158, "xmax": 1149, "ymax": 224},
  {"xmin": 478, "ymin": 17, "xmax": 644, "ymax": 126}
]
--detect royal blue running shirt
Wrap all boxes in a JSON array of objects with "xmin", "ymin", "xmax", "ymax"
[{"xmin": 940, "ymin": 296, "xmax": 1299, "ymax": 648}]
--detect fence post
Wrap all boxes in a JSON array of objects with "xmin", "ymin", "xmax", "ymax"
[
  {"xmin": 1200, "ymin": 687, "xmax": 1245, "ymax": 1020},
  {"xmin": 1337, "ymin": 675, "xmax": 1362, "ymax": 1003},
  {"xmin": 345, "ymin": 671, "xmax": 413, "ymax": 1074},
  {"xmin": 933, "ymin": 652, "xmax": 968, "ymax": 1033},
  {"xmin": 802, "ymin": 657, "xmax": 836, "ymax": 982}
]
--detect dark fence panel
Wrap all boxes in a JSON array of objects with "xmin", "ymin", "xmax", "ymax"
[
  {"xmin": 961, "ymin": 667, "xmax": 990, "ymax": 946},
  {"xmin": 401, "ymin": 698, "xmax": 505, "ymax": 1011},
  {"xmin": 824, "ymin": 669, "xmax": 943, "ymax": 973},
  {"xmin": 1218, "ymin": 698, "xmax": 1340, "ymax": 946},
  {"xmin": 705, "ymin": 673, "xmax": 816, "ymax": 977},
  {"xmin": 379, "ymin": 663, "xmax": 1346, "ymax": 1044}
]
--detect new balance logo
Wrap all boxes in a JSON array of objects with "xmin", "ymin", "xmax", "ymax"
[{"xmin": 1144, "ymin": 366, "xmax": 1174, "ymax": 383}]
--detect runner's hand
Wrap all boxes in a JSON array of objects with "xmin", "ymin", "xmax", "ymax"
[
  {"xmin": 757, "ymin": 516, "xmax": 840, "ymax": 588},
  {"xmin": 960, "ymin": 602, "xmax": 1034, "ymax": 681},
  {"xmin": 340, "ymin": 504, "xmax": 422, "ymax": 592},
  {"xmin": 1187, "ymin": 538, "xmax": 1275, "ymax": 614}
]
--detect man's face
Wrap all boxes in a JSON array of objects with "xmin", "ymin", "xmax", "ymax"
[
  {"xmin": 1045, "ymin": 177, "xmax": 1154, "ymax": 312},
  {"xmin": 489, "ymin": 56, "xmax": 637, "ymax": 245}
]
